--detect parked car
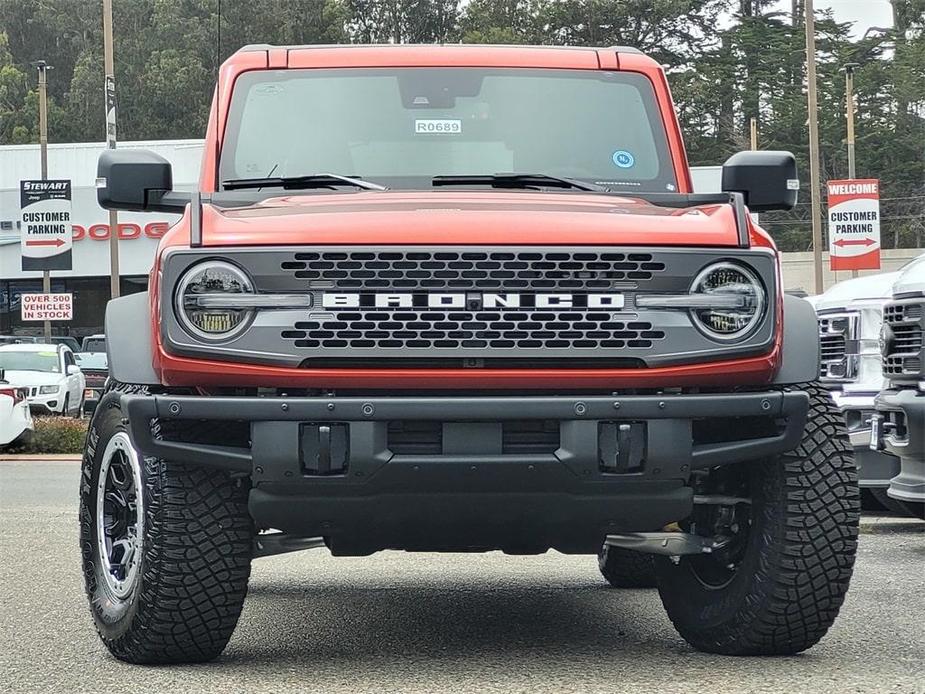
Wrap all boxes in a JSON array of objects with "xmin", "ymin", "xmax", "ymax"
[
  {"xmin": 873, "ymin": 255, "xmax": 925, "ymax": 520},
  {"xmin": 74, "ymin": 351, "xmax": 108, "ymax": 414},
  {"xmin": 81, "ymin": 43, "xmax": 857, "ymax": 664},
  {"xmin": 80, "ymin": 334, "xmax": 106, "ymax": 353},
  {"xmin": 0, "ymin": 368, "xmax": 33, "ymax": 447},
  {"xmin": 814, "ymin": 268, "xmax": 908, "ymax": 513},
  {"xmin": 0, "ymin": 343, "xmax": 87, "ymax": 416}
]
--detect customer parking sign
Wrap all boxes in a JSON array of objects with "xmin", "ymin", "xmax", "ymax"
[
  {"xmin": 20, "ymin": 179, "xmax": 73, "ymax": 271},
  {"xmin": 827, "ymin": 179, "xmax": 881, "ymax": 271}
]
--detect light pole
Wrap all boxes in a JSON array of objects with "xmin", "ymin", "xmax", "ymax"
[
  {"xmin": 33, "ymin": 60, "xmax": 53, "ymax": 340},
  {"xmin": 843, "ymin": 62, "xmax": 860, "ymax": 277},
  {"xmin": 805, "ymin": 0, "xmax": 824, "ymax": 294},
  {"xmin": 103, "ymin": 0, "xmax": 120, "ymax": 299}
]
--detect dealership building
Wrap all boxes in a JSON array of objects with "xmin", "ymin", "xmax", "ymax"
[{"xmin": 0, "ymin": 140, "xmax": 201, "ymax": 339}]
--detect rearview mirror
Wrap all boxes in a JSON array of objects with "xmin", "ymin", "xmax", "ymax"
[
  {"xmin": 722, "ymin": 151, "xmax": 799, "ymax": 212},
  {"xmin": 97, "ymin": 149, "xmax": 191, "ymax": 213}
]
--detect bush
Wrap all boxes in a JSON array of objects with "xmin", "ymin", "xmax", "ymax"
[{"xmin": 5, "ymin": 416, "xmax": 88, "ymax": 455}]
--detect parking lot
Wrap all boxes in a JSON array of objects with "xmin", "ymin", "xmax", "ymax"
[{"xmin": 0, "ymin": 460, "xmax": 922, "ymax": 693}]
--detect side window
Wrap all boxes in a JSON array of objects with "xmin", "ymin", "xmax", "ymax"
[{"xmin": 64, "ymin": 350, "xmax": 76, "ymax": 368}]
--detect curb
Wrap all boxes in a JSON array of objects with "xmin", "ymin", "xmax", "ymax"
[{"xmin": 0, "ymin": 454, "xmax": 82, "ymax": 462}]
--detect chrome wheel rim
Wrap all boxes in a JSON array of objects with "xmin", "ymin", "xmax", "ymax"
[{"xmin": 95, "ymin": 432, "xmax": 144, "ymax": 600}]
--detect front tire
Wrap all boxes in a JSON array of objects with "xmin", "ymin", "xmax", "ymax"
[
  {"xmin": 655, "ymin": 383, "xmax": 860, "ymax": 655},
  {"xmin": 79, "ymin": 386, "xmax": 253, "ymax": 663}
]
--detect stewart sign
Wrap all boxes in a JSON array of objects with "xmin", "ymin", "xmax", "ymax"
[
  {"xmin": 827, "ymin": 178, "xmax": 881, "ymax": 272},
  {"xmin": 19, "ymin": 179, "xmax": 74, "ymax": 271}
]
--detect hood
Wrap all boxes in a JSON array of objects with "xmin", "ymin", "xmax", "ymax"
[
  {"xmin": 1, "ymin": 370, "xmax": 64, "ymax": 387},
  {"xmin": 892, "ymin": 253, "xmax": 925, "ymax": 296},
  {"xmin": 815, "ymin": 271, "xmax": 900, "ymax": 312},
  {"xmin": 201, "ymin": 191, "xmax": 745, "ymax": 247}
]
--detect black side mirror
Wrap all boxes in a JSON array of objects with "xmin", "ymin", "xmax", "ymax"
[
  {"xmin": 97, "ymin": 149, "xmax": 191, "ymax": 213},
  {"xmin": 721, "ymin": 150, "xmax": 799, "ymax": 212}
]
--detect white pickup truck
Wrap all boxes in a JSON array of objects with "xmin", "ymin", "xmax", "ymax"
[
  {"xmin": 815, "ymin": 254, "xmax": 925, "ymax": 514},
  {"xmin": 873, "ymin": 257, "xmax": 925, "ymax": 520}
]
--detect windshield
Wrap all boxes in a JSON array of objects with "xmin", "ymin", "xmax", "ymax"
[
  {"xmin": 220, "ymin": 68, "xmax": 677, "ymax": 192},
  {"xmin": 0, "ymin": 351, "xmax": 60, "ymax": 373},
  {"xmin": 75, "ymin": 353, "xmax": 108, "ymax": 369},
  {"xmin": 81, "ymin": 339, "xmax": 106, "ymax": 352}
]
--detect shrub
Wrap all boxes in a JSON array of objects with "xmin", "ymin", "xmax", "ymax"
[{"xmin": 5, "ymin": 416, "xmax": 88, "ymax": 455}]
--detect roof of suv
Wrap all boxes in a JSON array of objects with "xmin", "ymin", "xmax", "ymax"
[
  {"xmin": 0, "ymin": 343, "xmax": 65, "ymax": 353},
  {"xmin": 237, "ymin": 43, "xmax": 644, "ymax": 55}
]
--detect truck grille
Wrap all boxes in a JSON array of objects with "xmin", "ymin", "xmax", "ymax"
[
  {"xmin": 882, "ymin": 300, "xmax": 925, "ymax": 379},
  {"xmin": 282, "ymin": 311, "xmax": 664, "ymax": 352},
  {"xmin": 818, "ymin": 312, "xmax": 858, "ymax": 381},
  {"xmin": 281, "ymin": 250, "xmax": 666, "ymax": 290}
]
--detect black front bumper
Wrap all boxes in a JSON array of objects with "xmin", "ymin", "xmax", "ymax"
[{"xmin": 123, "ymin": 390, "xmax": 808, "ymax": 554}]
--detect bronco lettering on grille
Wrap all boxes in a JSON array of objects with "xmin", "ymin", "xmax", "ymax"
[{"xmin": 321, "ymin": 293, "xmax": 626, "ymax": 310}]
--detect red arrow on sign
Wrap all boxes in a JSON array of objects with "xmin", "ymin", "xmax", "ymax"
[
  {"xmin": 834, "ymin": 237, "xmax": 876, "ymax": 248},
  {"xmin": 25, "ymin": 238, "xmax": 66, "ymax": 248}
]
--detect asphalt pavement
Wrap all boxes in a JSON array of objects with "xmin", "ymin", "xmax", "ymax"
[{"xmin": 1, "ymin": 460, "xmax": 923, "ymax": 694}]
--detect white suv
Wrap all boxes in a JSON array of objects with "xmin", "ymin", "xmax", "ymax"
[{"xmin": 0, "ymin": 343, "xmax": 87, "ymax": 416}]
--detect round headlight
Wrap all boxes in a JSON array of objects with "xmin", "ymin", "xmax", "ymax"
[
  {"xmin": 175, "ymin": 260, "xmax": 254, "ymax": 340},
  {"xmin": 690, "ymin": 262, "xmax": 765, "ymax": 341}
]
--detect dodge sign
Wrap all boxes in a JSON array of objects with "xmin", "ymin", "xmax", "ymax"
[
  {"xmin": 827, "ymin": 178, "xmax": 881, "ymax": 272},
  {"xmin": 20, "ymin": 179, "xmax": 74, "ymax": 271}
]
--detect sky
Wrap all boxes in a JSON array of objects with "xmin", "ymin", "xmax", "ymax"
[{"xmin": 772, "ymin": 0, "xmax": 895, "ymax": 37}]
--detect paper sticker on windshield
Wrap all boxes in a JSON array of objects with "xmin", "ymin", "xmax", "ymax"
[
  {"xmin": 414, "ymin": 119, "xmax": 462, "ymax": 135},
  {"xmin": 612, "ymin": 150, "xmax": 635, "ymax": 169}
]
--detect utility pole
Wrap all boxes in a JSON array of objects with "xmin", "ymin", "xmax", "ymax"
[
  {"xmin": 35, "ymin": 61, "xmax": 52, "ymax": 340},
  {"xmin": 805, "ymin": 0, "xmax": 824, "ymax": 294},
  {"xmin": 103, "ymin": 0, "xmax": 120, "ymax": 299},
  {"xmin": 844, "ymin": 62, "xmax": 860, "ymax": 278},
  {"xmin": 750, "ymin": 117, "xmax": 758, "ymax": 150}
]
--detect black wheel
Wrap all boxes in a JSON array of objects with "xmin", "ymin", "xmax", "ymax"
[
  {"xmin": 598, "ymin": 545, "xmax": 656, "ymax": 588},
  {"xmin": 79, "ymin": 385, "xmax": 253, "ymax": 664},
  {"xmin": 860, "ymin": 488, "xmax": 887, "ymax": 512},
  {"xmin": 654, "ymin": 382, "xmax": 860, "ymax": 655},
  {"xmin": 870, "ymin": 488, "xmax": 914, "ymax": 517}
]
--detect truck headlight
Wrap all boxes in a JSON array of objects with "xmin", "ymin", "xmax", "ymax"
[
  {"xmin": 690, "ymin": 262, "xmax": 766, "ymax": 341},
  {"xmin": 175, "ymin": 260, "xmax": 255, "ymax": 340},
  {"xmin": 39, "ymin": 385, "xmax": 59, "ymax": 394}
]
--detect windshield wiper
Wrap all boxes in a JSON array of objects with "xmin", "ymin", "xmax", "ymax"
[
  {"xmin": 432, "ymin": 173, "xmax": 607, "ymax": 192},
  {"xmin": 222, "ymin": 173, "xmax": 388, "ymax": 191}
]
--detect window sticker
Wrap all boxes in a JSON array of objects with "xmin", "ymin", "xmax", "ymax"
[
  {"xmin": 612, "ymin": 150, "xmax": 636, "ymax": 168},
  {"xmin": 414, "ymin": 119, "xmax": 462, "ymax": 135}
]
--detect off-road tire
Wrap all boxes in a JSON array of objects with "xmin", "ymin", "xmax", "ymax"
[
  {"xmin": 79, "ymin": 383, "xmax": 253, "ymax": 664},
  {"xmin": 654, "ymin": 382, "xmax": 860, "ymax": 655},
  {"xmin": 598, "ymin": 545, "xmax": 656, "ymax": 588}
]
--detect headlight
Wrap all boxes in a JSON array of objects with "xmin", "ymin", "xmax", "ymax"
[
  {"xmin": 175, "ymin": 260, "xmax": 255, "ymax": 340},
  {"xmin": 39, "ymin": 385, "xmax": 59, "ymax": 394},
  {"xmin": 690, "ymin": 262, "xmax": 766, "ymax": 341}
]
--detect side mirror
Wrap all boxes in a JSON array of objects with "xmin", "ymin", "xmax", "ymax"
[
  {"xmin": 722, "ymin": 151, "xmax": 799, "ymax": 212},
  {"xmin": 97, "ymin": 149, "xmax": 191, "ymax": 213},
  {"xmin": 67, "ymin": 364, "xmax": 81, "ymax": 376}
]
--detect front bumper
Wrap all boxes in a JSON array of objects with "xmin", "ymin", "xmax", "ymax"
[
  {"xmin": 873, "ymin": 388, "xmax": 925, "ymax": 504},
  {"xmin": 831, "ymin": 390, "xmax": 900, "ymax": 487},
  {"xmin": 122, "ymin": 389, "xmax": 808, "ymax": 554},
  {"xmin": 26, "ymin": 392, "xmax": 63, "ymax": 414}
]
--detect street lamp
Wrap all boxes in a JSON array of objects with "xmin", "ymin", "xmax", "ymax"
[{"xmin": 30, "ymin": 60, "xmax": 53, "ymax": 340}]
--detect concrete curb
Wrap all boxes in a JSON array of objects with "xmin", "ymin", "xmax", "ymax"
[{"xmin": 0, "ymin": 454, "xmax": 82, "ymax": 462}]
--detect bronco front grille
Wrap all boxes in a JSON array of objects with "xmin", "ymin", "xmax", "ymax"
[
  {"xmin": 882, "ymin": 300, "xmax": 925, "ymax": 380},
  {"xmin": 282, "ymin": 311, "xmax": 664, "ymax": 351},
  {"xmin": 281, "ymin": 250, "xmax": 666, "ymax": 291}
]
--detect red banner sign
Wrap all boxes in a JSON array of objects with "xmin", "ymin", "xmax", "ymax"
[{"xmin": 827, "ymin": 178, "xmax": 881, "ymax": 271}]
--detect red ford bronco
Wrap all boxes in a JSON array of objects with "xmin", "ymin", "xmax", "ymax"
[{"xmin": 81, "ymin": 44, "xmax": 859, "ymax": 663}]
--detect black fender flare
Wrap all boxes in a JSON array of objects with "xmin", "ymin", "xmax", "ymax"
[
  {"xmin": 771, "ymin": 294, "xmax": 820, "ymax": 385},
  {"xmin": 104, "ymin": 291, "xmax": 160, "ymax": 385}
]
